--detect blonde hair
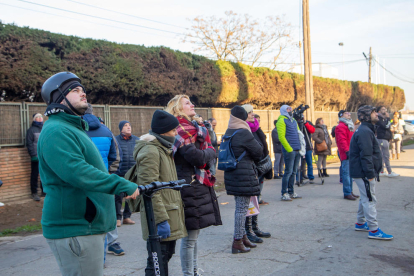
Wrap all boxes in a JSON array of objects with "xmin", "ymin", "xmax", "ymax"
[{"xmin": 165, "ymin": 94, "xmax": 193, "ymax": 121}]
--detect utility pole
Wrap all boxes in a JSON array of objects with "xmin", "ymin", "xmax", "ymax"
[
  {"xmin": 368, "ymin": 47, "xmax": 372, "ymax": 83},
  {"xmin": 302, "ymin": 0, "xmax": 314, "ymax": 122}
]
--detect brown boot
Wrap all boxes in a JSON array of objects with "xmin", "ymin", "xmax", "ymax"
[
  {"xmin": 242, "ymin": 234, "xmax": 257, "ymax": 248},
  {"xmin": 391, "ymin": 154, "xmax": 396, "ymax": 160},
  {"xmin": 397, "ymin": 153, "xmax": 400, "ymax": 160},
  {"xmin": 232, "ymin": 239, "xmax": 251, "ymax": 254}
]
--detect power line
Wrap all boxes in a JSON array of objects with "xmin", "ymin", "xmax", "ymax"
[
  {"xmin": 0, "ymin": 3, "xmax": 177, "ymax": 38},
  {"xmin": 15, "ymin": 0, "xmax": 183, "ymax": 35},
  {"xmin": 65, "ymin": 0, "xmax": 186, "ymax": 30},
  {"xmin": 374, "ymin": 57, "xmax": 414, "ymax": 84}
]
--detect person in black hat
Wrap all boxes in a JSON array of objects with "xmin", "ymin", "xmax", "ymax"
[{"xmin": 126, "ymin": 110, "xmax": 187, "ymax": 275}]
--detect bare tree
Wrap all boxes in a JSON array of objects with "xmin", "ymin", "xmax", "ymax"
[{"xmin": 183, "ymin": 11, "xmax": 294, "ymax": 67}]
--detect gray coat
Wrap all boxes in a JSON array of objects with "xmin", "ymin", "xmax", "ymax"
[{"xmin": 26, "ymin": 122, "xmax": 42, "ymax": 157}]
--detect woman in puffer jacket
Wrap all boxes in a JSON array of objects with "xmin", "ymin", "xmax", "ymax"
[
  {"xmin": 165, "ymin": 95, "xmax": 222, "ymax": 276},
  {"xmin": 241, "ymin": 104, "xmax": 271, "ymax": 245},
  {"xmin": 223, "ymin": 106, "xmax": 263, "ymax": 254}
]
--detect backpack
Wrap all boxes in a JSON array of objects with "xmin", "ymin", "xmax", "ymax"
[
  {"xmin": 331, "ymin": 125, "xmax": 337, "ymax": 138},
  {"xmin": 218, "ymin": 130, "xmax": 246, "ymax": 172}
]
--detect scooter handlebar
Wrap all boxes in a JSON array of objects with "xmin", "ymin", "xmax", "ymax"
[{"xmin": 137, "ymin": 179, "xmax": 187, "ymax": 193}]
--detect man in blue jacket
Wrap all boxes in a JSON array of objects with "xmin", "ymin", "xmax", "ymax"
[
  {"xmin": 350, "ymin": 105, "xmax": 393, "ymax": 240},
  {"xmin": 115, "ymin": 120, "xmax": 140, "ymax": 227},
  {"xmin": 83, "ymin": 105, "xmax": 126, "ymax": 257}
]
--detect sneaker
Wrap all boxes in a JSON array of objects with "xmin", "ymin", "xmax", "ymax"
[
  {"xmin": 32, "ymin": 193, "xmax": 40, "ymax": 201},
  {"xmin": 355, "ymin": 222, "xmax": 369, "ymax": 231},
  {"xmin": 368, "ymin": 228, "xmax": 393, "ymax": 240},
  {"xmin": 194, "ymin": 268, "xmax": 204, "ymax": 276},
  {"xmin": 281, "ymin": 193, "xmax": 292, "ymax": 201},
  {"xmin": 379, "ymin": 171, "xmax": 387, "ymax": 177},
  {"xmin": 387, "ymin": 172, "xmax": 400, "ymax": 178},
  {"xmin": 107, "ymin": 244, "xmax": 125, "ymax": 256},
  {"xmin": 289, "ymin": 193, "xmax": 302, "ymax": 199},
  {"xmin": 0, "ymin": 202, "xmax": 4, "ymax": 207}
]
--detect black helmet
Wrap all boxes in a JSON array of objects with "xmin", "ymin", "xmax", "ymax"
[
  {"xmin": 41, "ymin": 72, "xmax": 86, "ymax": 104},
  {"xmin": 357, "ymin": 105, "xmax": 376, "ymax": 122}
]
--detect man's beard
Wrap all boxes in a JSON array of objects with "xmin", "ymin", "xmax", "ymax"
[{"xmin": 62, "ymin": 100, "xmax": 88, "ymax": 115}]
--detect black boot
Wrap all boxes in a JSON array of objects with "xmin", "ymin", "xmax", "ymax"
[
  {"xmin": 323, "ymin": 168, "xmax": 330, "ymax": 177},
  {"xmin": 245, "ymin": 216, "xmax": 263, "ymax": 243},
  {"xmin": 318, "ymin": 169, "xmax": 323, "ymax": 177},
  {"xmin": 252, "ymin": 215, "xmax": 271, "ymax": 238}
]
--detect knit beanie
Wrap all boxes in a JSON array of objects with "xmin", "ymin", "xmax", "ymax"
[
  {"xmin": 357, "ymin": 105, "xmax": 376, "ymax": 122},
  {"xmin": 231, "ymin": 106, "xmax": 248, "ymax": 121},
  {"xmin": 151, "ymin": 110, "xmax": 179, "ymax": 134},
  {"xmin": 241, "ymin": 104, "xmax": 254, "ymax": 114},
  {"xmin": 51, "ymin": 80, "xmax": 85, "ymax": 104},
  {"xmin": 119, "ymin": 120, "xmax": 130, "ymax": 132},
  {"xmin": 33, "ymin": 113, "xmax": 43, "ymax": 121},
  {"xmin": 338, "ymin": 110, "xmax": 346, "ymax": 118}
]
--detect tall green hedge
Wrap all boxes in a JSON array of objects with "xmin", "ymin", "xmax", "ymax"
[{"xmin": 0, "ymin": 22, "xmax": 405, "ymax": 111}]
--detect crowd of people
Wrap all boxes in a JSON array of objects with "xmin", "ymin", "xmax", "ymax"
[{"xmin": 25, "ymin": 71, "xmax": 403, "ymax": 275}]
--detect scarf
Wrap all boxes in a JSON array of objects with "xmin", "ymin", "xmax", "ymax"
[
  {"xmin": 121, "ymin": 133, "xmax": 132, "ymax": 139},
  {"xmin": 172, "ymin": 116, "xmax": 215, "ymax": 187},
  {"xmin": 339, "ymin": 117, "xmax": 355, "ymax": 132},
  {"xmin": 247, "ymin": 117, "xmax": 260, "ymax": 132},
  {"xmin": 44, "ymin": 103, "xmax": 76, "ymax": 117},
  {"xmin": 228, "ymin": 115, "xmax": 251, "ymax": 132},
  {"xmin": 150, "ymin": 130, "xmax": 175, "ymax": 149},
  {"xmin": 33, "ymin": 122, "xmax": 43, "ymax": 127}
]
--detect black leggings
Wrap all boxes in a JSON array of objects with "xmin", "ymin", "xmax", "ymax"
[{"xmin": 145, "ymin": 240, "xmax": 177, "ymax": 276}]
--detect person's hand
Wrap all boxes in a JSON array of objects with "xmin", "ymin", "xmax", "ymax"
[
  {"xmin": 125, "ymin": 188, "xmax": 139, "ymax": 200},
  {"xmin": 385, "ymin": 112, "xmax": 390, "ymax": 118},
  {"xmin": 157, "ymin": 221, "xmax": 171, "ymax": 239}
]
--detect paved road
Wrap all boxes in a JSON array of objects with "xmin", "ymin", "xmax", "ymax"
[{"xmin": 1, "ymin": 145, "xmax": 414, "ymax": 276}]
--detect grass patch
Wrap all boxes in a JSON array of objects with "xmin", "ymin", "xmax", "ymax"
[
  {"xmin": 403, "ymin": 138, "xmax": 414, "ymax": 146},
  {"xmin": 0, "ymin": 223, "xmax": 42, "ymax": 237}
]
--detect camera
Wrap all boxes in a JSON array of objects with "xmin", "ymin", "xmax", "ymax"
[
  {"xmin": 203, "ymin": 120, "xmax": 212, "ymax": 129},
  {"xmin": 293, "ymin": 104, "xmax": 309, "ymax": 124}
]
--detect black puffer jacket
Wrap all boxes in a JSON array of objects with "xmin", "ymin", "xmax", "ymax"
[
  {"xmin": 375, "ymin": 115, "xmax": 392, "ymax": 141},
  {"xmin": 224, "ymin": 116, "xmax": 263, "ymax": 196},
  {"xmin": 174, "ymin": 135, "xmax": 222, "ymax": 230},
  {"xmin": 350, "ymin": 122, "xmax": 383, "ymax": 179},
  {"xmin": 114, "ymin": 134, "xmax": 139, "ymax": 176},
  {"xmin": 26, "ymin": 122, "xmax": 42, "ymax": 157}
]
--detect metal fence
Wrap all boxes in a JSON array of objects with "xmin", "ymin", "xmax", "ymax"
[{"xmin": 0, "ymin": 102, "xmax": 355, "ymax": 148}]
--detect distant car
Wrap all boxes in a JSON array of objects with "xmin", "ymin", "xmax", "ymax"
[
  {"xmin": 404, "ymin": 122, "xmax": 414, "ymax": 135},
  {"xmin": 404, "ymin": 120, "xmax": 414, "ymax": 124}
]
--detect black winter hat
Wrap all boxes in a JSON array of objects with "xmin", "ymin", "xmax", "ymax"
[
  {"xmin": 231, "ymin": 106, "xmax": 248, "ymax": 121},
  {"xmin": 119, "ymin": 120, "xmax": 130, "ymax": 132},
  {"xmin": 357, "ymin": 105, "xmax": 376, "ymax": 122},
  {"xmin": 338, "ymin": 110, "xmax": 346, "ymax": 118},
  {"xmin": 151, "ymin": 110, "xmax": 179, "ymax": 134}
]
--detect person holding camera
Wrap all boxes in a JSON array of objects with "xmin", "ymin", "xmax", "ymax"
[
  {"xmin": 276, "ymin": 105, "xmax": 302, "ymax": 201},
  {"xmin": 312, "ymin": 118, "xmax": 332, "ymax": 177},
  {"xmin": 126, "ymin": 110, "xmax": 187, "ymax": 276}
]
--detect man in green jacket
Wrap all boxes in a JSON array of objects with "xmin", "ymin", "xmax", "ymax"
[
  {"xmin": 276, "ymin": 105, "xmax": 302, "ymax": 201},
  {"xmin": 38, "ymin": 72, "xmax": 139, "ymax": 276},
  {"xmin": 126, "ymin": 110, "xmax": 187, "ymax": 276}
]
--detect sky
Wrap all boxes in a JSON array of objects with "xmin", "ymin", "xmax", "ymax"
[{"xmin": 0, "ymin": 0, "xmax": 413, "ymax": 109}]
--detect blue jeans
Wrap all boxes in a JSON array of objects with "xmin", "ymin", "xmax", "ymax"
[
  {"xmin": 104, "ymin": 228, "xmax": 119, "ymax": 263},
  {"xmin": 338, "ymin": 152, "xmax": 343, "ymax": 181},
  {"xmin": 341, "ymin": 159, "xmax": 353, "ymax": 196},
  {"xmin": 305, "ymin": 150, "xmax": 314, "ymax": 180},
  {"xmin": 281, "ymin": 149, "xmax": 301, "ymax": 195},
  {"xmin": 180, "ymin": 229, "xmax": 200, "ymax": 276}
]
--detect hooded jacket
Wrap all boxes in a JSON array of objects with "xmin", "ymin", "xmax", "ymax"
[
  {"xmin": 38, "ymin": 112, "xmax": 137, "ymax": 239},
  {"xmin": 350, "ymin": 121, "xmax": 383, "ymax": 179},
  {"xmin": 125, "ymin": 133, "xmax": 187, "ymax": 241},
  {"xmin": 335, "ymin": 121, "xmax": 354, "ymax": 161},
  {"xmin": 83, "ymin": 114, "xmax": 117, "ymax": 170},
  {"xmin": 26, "ymin": 122, "xmax": 42, "ymax": 157},
  {"xmin": 224, "ymin": 115, "xmax": 263, "ymax": 196},
  {"xmin": 276, "ymin": 105, "xmax": 301, "ymax": 152}
]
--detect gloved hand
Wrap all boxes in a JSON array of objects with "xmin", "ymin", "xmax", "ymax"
[
  {"xmin": 31, "ymin": 156, "xmax": 39, "ymax": 162},
  {"xmin": 157, "ymin": 220, "xmax": 171, "ymax": 239}
]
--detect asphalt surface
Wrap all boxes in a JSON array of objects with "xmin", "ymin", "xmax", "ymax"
[{"xmin": 1, "ymin": 145, "xmax": 414, "ymax": 276}]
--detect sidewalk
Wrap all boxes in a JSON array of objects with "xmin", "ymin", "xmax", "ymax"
[{"xmin": 1, "ymin": 146, "xmax": 413, "ymax": 275}]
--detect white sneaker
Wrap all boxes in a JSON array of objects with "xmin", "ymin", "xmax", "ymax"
[
  {"xmin": 388, "ymin": 172, "xmax": 400, "ymax": 177},
  {"xmin": 379, "ymin": 171, "xmax": 388, "ymax": 177},
  {"xmin": 0, "ymin": 202, "xmax": 4, "ymax": 207}
]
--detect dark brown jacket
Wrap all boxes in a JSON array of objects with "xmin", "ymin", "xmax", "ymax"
[{"xmin": 312, "ymin": 124, "xmax": 332, "ymax": 155}]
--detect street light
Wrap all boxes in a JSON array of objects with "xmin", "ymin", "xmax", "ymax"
[{"xmin": 339, "ymin": 42, "xmax": 344, "ymax": 80}]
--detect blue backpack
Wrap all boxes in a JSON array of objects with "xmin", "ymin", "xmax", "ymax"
[{"xmin": 218, "ymin": 130, "xmax": 246, "ymax": 172}]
